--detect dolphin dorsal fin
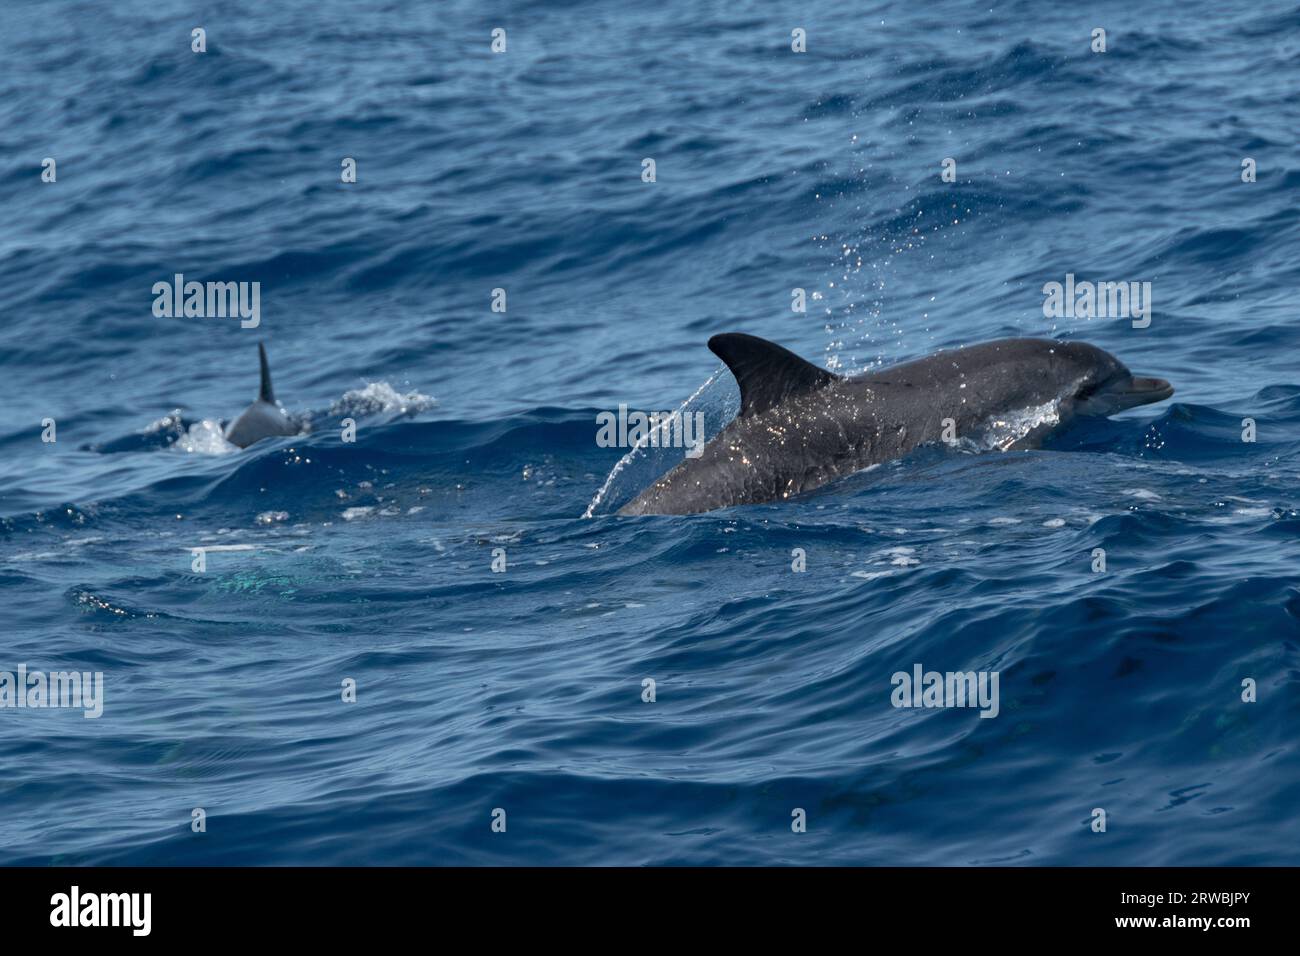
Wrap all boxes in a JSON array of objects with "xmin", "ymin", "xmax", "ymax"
[
  {"xmin": 708, "ymin": 333, "xmax": 839, "ymax": 417},
  {"xmin": 257, "ymin": 343, "xmax": 275, "ymax": 403}
]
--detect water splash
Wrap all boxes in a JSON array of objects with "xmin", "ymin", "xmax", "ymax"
[
  {"xmin": 175, "ymin": 419, "xmax": 239, "ymax": 455},
  {"xmin": 329, "ymin": 382, "xmax": 436, "ymax": 417},
  {"xmin": 964, "ymin": 399, "xmax": 1062, "ymax": 452},
  {"xmin": 583, "ymin": 370, "xmax": 727, "ymax": 518}
]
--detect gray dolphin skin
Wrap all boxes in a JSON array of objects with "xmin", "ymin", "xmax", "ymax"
[
  {"xmin": 224, "ymin": 343, "xmax": 299, "ymax": 449},
  {"xmin": 618, "ymin": 334, "xmax": 1174, "ymax": 516}
]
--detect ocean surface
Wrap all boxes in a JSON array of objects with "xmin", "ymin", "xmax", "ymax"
[{"xmin": 2, "ymin": 0, "xmax": 1298, "ymax": 865}]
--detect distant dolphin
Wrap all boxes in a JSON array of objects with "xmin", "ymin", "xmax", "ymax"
[
  {"xmin": 224, "ymin": 343, "xmax": 299, "ymax": 449},
  {"xmin": 618, "ymin": 334, "xmax": 1174, "ymax": 516}
]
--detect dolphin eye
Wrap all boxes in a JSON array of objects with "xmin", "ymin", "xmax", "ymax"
[{"xmin": 1076, "ymin": 383, "xmax": 1098, "ymax": 401}]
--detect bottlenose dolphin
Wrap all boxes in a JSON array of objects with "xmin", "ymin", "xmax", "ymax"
[
  {"xmin": 618, "ymin": 334, "xmax": 1173, "ymax": 516},
  {"xmin": 224, "ymin": 343, "xmax": 299, "ymax": 448}
]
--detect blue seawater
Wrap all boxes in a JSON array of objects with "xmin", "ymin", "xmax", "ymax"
[{"xmin": 1, "ymin": 0, "xmax": 1298, "ymax": 865}]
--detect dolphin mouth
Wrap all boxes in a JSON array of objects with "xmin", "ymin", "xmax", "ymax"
[{"xmin": 1117, "ymin": 375, "xmax": 1174, "ymax": 407}]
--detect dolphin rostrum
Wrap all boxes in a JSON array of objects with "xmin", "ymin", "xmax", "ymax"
[
  {"xmin": 224, "ymin": 343, "xmax": 299, "ymax": 449},
  {"xmin": 617, "ymin": 334, "xmax": 1173, "ymax": 516}
]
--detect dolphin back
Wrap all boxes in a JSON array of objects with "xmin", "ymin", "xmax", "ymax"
[{"xmin": 225, "ymin": 344, "xmax": 298, "ymax": 448}]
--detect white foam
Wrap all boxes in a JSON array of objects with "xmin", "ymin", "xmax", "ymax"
[
  {"xmin": 330, "ymin": 382, "xmax": 436, "ymax": 417},
  {"xmin": 144, "ymin": 409, "xmax": 186, "ymax": 435},
  {"xmin": 1125, "ymin": 489, "xmax": 1162, "ymax": 501},
  {"xmin": 967, "ymin": 400, "xmax": 1061, "ymax": 452},
  {"xmin": 852, "ymin": 569, "xmax": 903, "ymax": 580},
  {"xmin": 175, "ymin": 419, "xmax": 238, "ymax": 455}
]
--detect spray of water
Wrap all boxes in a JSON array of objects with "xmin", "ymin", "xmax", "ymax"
[{"xmin": 583, "ymin": 370, "xmax": 727, "ymax": 518}]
